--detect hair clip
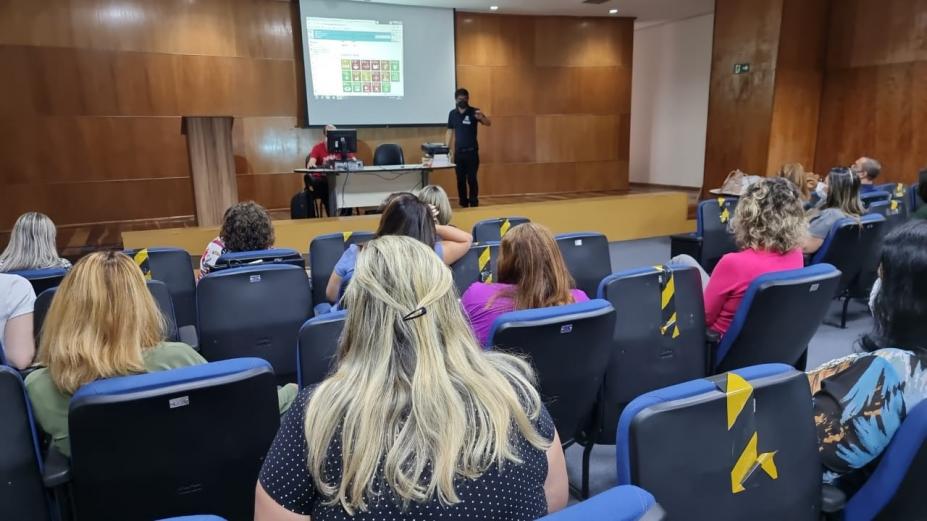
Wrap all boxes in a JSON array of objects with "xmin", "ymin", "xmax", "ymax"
[{"xmin": 402, "ymin": 307, "xmax": 427, "ymax": 322}]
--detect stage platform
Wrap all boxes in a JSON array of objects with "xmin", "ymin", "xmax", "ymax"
[{"xmin": 122, "ymin": 191, "xmax": 696, "ymax": 254}]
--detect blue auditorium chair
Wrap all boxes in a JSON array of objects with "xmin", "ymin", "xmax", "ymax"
[
  {"xmin": 539, "ymin": 485, "xmax": 665, "ymax": 520},
  {"xmin": 555, "ymin": 232, "xmax": 612, "ymax": 298},
  {"xmin": 471, "ymin": 217, "xmax": 529, "ymax": 243},
  {"xmin": 297, "ymin": 310, "xmax": 346, "ymax": 388},
  {"xmin": 156, "ymin": 517, "xmax": 226, "ymax": 521},
  {"xmin": 907, "ymin": 183, "xmax": 922, "ymax": 212},
  {"xmin": 670, "ymin": 197, "xmax": 739, "ymax": 273},
  {"xmin": 197, "ymin": 265, "xmax": 311, "ymax": 383},
  {"xmin": 487, "ymin": 300, "xmax": 615, "ymax": 444},
  {"xmin": 810, "ymin": 214, "xmax": 886, "ymax": 328},
  {"xmin": 578, "ymin": 265, "xmax": 707, "ymax": 497},
  {"xmin": 211, "ymin": 248, "xmax": 305, "ymax": 271},
  {"xmin": 616, "ymin": 364, "xmax": 820, "ymax": 521},
  {"xmin": 860, "ymin": 190, "xmax": 892, "ymax": 209},
  {"xmin": 450, "ymin": 242, "xmax": 500, "ymax": 296},
  {"xmin": 308, "ymin": 231, "xmax": 375, "ymax": 306},
  {"xmin": 8, "ymin": 267, "xmax": 67, "ymax": 295},
  {"xmin": 124, "ymin": 247, "xmax": 197, "ymax": 345},
  {"xmin": 32, "ymin": 287, "xmax": 56, "ymax": 342},
  {"xmin": 867, "ymin": 198, "xmax": 907, "ymax": 234},
  {"xmin": 51, "ymin": 358, "xmax": 279, "ymax": 521},
  {"xmin": 711, "ymin": 264, "xmax": 841, "ymax": 373},
  {"xmin": 0, "ymin": 366, "xmax": 50, "ymax": 520},
  {"xmin": 875, "ymin": 182, "xmax": 909, "ymax": 201}
]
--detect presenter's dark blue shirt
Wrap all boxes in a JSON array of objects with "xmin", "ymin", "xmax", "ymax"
[{"xmin": 448, "ymin": 107, "xmax": 480, "ymax": 151}]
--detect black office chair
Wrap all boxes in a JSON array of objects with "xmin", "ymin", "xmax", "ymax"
[
  {"xmin": 54, "ymin": 358, "xmax": 280, "ymax": 521},
  {"xmin": 711, "ymin": 264, "xmax": 841, "ymax": 373},
  {"xmin": 197, "ymin": 265, "xmax": 311, "ymax": 384},
  {"xmin": 488, "ymin": 300, "xmax": 616, "ymax": 445},
  {"xmin": 297, "ymin": 310, "xmax": 346, "ymax": 388},
  {"xmin": 450, "ymin": 242, "xmax": 500, "ymax": 297},
  {"xmin": 860, "ymin": 190, "xmax": 892, "ymax": 209},
  {"xmin": 212, "ymin": 248, "xmax": 305, "ymax": 271},
  {"xmin": 616, "ymin": 364, "xmax": 820, "ymax": 521},
  {"xmin": 555, "ymin": 232, "xmax": 612, "ymax": 298},
  {"xmin": 7, "ymin": 267, "xmax": 67, "ymax": 296},
  {"xmin": 124, "ymin": 247, "xmax": 197, "ymax": 346},
  {"xmin": 576, "ymin": 265, "xmax": 707, "ymax": 497},
  {"xmin": 670, "ymin": 197, "xmax": 739, "ymax": 273},
  {"xmin": 308, "ymin": 232, "xmax": 376, "ymax": 308},
  {"xmin": 373, "ymin": 143, "xmax": 405, "ymax": 166},
  {"xmin": 0, "ymin": 366, "xmax": 50, "ymax": 521},
  {"xmin": 471, "ymin": 217, "xmax": 530, "ymax": 243}
]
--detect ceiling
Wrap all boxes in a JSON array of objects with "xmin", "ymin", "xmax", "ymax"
[{"xmin": 349, "ymin": 0, "xmax": 715, "ymax": 23}]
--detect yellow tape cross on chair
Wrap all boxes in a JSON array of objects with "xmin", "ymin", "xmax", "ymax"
[
  {"xmin": 725, "ymin": 372, "xmax": 778, "ymax": 494},
  {"xmin": 655, "ymin": 266, "xmax": 680, "ymax": 339},
  {"xmin": 717, "ymin": 197, "xmax": 731, "ymax": 224},
  {"xmin": 342, "ymin": 231, "xmax": 353, "ymax": 243},
  {"xmin": 499, "ymin": 218, "xmax": 512, "ymax": 237},
  {"xmin": 478, "ymin": 246, "xmax": 493, "ymax": 283},
  {"xmin": 133, "ymin": 248, "xmax": 152, "ymax": 281}
]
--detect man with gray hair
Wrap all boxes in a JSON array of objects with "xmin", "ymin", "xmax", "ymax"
[{"xmin": 853, "ymin": 156, "xmax": 882, "ymax": 194}]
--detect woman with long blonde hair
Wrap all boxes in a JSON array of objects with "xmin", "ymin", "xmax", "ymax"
[
  {"xmin": 461, "ymin": 223, "xmax": 589, "ymax": 346},
  {"xmin": 25, "ymin": 251, "xmax": 297, "ymax": 456},
  {"xmin": 256, "ymin": 236, "xmax": 568, "ymax": 520},
  {"xmin": 0, "ymin": 212, "xmax": 71, "ymax": 272},
  {"xmin": 803, "ymin": 167, "xmax": 864, "ymax": 254}
]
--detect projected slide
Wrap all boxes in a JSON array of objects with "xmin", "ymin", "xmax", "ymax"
[{"xmin": 306, "ymin": 17, "xmax": 404, "ymax": 99}]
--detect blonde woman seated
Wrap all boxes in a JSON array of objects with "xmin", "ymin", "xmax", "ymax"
[
  {"xmin": 25, "ymin": 251, "xmax": 297, "ymax": 457},
  {"xmin": 0, "ymin": 212, "xmax": 71, "ymax": 272},
  {"xmin": 462, "ymin": 223, "xmax": 588, "ymax": 347},
  {"xmin": 416, "ymin": 185, "xmax": 453, "ymax": 225},
  {"xmin": 255, "ymin": 236, "xmax": 568, "ymax": 520},
  {"xmin": 803, "ymin": 167, "xmax": 864, "ymax": 255}
]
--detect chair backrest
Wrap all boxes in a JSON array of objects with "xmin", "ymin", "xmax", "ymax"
[
  {"xmin": 907, "ymin": 183, "xmax": 922, "ymax": 212},
  {"xmin": 714, "ymin": 264, "xmax": 841, "ymax": 372},
  {"xmin": 212, "ymin": 248, "xmax": 305, "ymax": 271},
  {"xmin": 69, "ymin": 358, "xmax": 279, "ymax": 521},
  {"xmin": 867, "ymin": 199, "xmax": 908, "ymax": 234},
  {"xmin": 844, "ymin": 400, "xmax": 927, "ymax": 521},
  {"xmin": 876, "ymin": 182, "xmax": 909, "ymax": 200},
  {"xmin": 860, "ymin": 189, "xmax": 892, "ymax": 209},
  {"xmin": 148, "ymin": 280, "xmax": 180, "ymax": 342},
  {"xmin": 590, "ymin": 265, "xmax": 707, "ymax": 444},
  {"xmin": 373, "ymin": 143, "xmax": 405, "ymax": 166},
  {"xmin": 539, "ymin": 485, "xmax": 664, "ymax": 521},
  {"xmin": 810, "ymin": 214, "xmax": 886, "ymax": 295},
  {"xmin": 197, "ymin": 265, "xmax": 311, "ymax": 383},
  {"xmin": 471, "ymin": 217, "xmax": 530, "ymax": 243},
  {"xmin": 308, "ymin": 232, "xmax": 376, "ymax": 306},
  {"xmin": 488, "ymin": 300, "xmax": 616, "ymax": 443},
  {"xmin": 32, "ymin": 286, "xmax": 56, "ymax": 343},
  {"xmin": 0, "ymin": 366, "xmax": 49, "ymax": 521},
  {"xmin": 297, "ymin": 310, "xmax": 346, "ymax": 388},
  {"xmin": 450, "ymin": 242, "xmax": 500, "ymax": 296},
  {"xmin": 617, "ymin": 364, "xmax": 820, "ymax": 521},
  {"xmin": 555, "ymin": 233, "xmax": 612, "ymax": 298},
  {"xmin": 7, "ymin": 267, "xmax": 67, "ymax": 295},
  {"xmin": 125, "ymin": 247, "xmax": 197, "ymax": 330},
  {"xmin": 696, "ymin": 197, "xmax": 739, "ymax": 273}
]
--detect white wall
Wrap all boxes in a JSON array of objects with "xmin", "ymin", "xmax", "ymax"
[{"xmin": 629, "ymin": 14, "xmax": 714, "ymax": 187}]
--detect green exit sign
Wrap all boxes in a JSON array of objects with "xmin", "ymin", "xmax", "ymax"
[{"xmin": 734, "ymin": 63, "xmax": 751, "ymax": 74}]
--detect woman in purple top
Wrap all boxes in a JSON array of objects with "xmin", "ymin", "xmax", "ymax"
[{"xmin": 461, "ymin": 223, "xmax": 589, "ymax": 347}]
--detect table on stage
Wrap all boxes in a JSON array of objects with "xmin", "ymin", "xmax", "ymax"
[{"xmin": 295, "ymin": 164, "xmax": 455, "ymax": 215}]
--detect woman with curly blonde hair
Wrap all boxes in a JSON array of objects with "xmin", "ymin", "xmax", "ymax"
[{"xmin": 670, "ymin": 177, "xmax": 806, "ymax": 336}]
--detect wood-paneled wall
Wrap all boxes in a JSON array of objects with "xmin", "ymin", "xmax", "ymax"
[{"xmin": 453, "ymin": 14, "xmax": 634, "ymax": 197}]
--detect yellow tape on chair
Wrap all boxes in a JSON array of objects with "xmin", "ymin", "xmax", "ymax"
[
  {"xmin": 726, "ymin": 372, "xmax": 753, "ymax": 430},
  {"xmin": 657, "ymin": 267, "xmax": 680, "ymax": 339},
  {"xmin": 342, "ymin": 231, "xmax": 353, "ymax": 243},
  {"xmin": 133, "ymin": 248, "xmax": 152, "ymax": 281},
  {"xmin": 718, "ymin": 198, "xmax": 731, "ymax": 224},
  {"xmin": 730, "ymin": 432, "xmax": 779, "ymax": 494},
  {"xmin": 500, "ymin": 218, "xmax": 511, "ymax": 237},
  {"xmin": 478, "ymin": 246, "xmax": 492, "ymax": 283},
  {"xmin": 896, "ymin": 183, "xmax": 905, "ymax": 198}
]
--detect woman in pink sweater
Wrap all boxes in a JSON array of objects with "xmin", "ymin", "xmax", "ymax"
[{"xmin": 671, "ymin": 177, "xmax": 807, "ymax": 336}]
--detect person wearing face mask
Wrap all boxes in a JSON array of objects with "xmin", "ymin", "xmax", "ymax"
[{"xmin": 445, "ymin": 88, "xmax": 491, "ymax": 208}]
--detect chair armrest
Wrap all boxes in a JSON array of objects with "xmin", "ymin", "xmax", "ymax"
[
  {"xmin": 821, "ymin": 484, "xmax": 846, "ymax": 514},
  {"xmin": 705, "ymin": 329, "xmax": 721, "ymax": 373},
  {"xmin": 42, "ymin": 445, "xmax": 71, "ymax": 488}
]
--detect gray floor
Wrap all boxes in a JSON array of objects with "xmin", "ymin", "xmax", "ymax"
[{"xmin": 568, "ymin": 238, "xmax": 872, "ymax": 498}]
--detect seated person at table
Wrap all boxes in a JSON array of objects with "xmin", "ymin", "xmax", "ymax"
[
  {"xmin": 199, "ymin": 201, "xmax": 275, "ymax": 280},
  {"xmin": 0, "ymin": 273, "xmax": 36, "ymax": 370},
  {"xmin": 803, "ymin": 167, "xmax": 864, "ymax": 254},
  {"xmin": 325, "ymin": 193, "xmax": 472, "ymax": 303},
  {"xmin": 0, "ymin": 211, "xmax": 71, "ymax": 272},
  {"xmin": 852, "ymin": 156, "xmax": 882, "ymax": 194},
  {"xmin": 462, "ymin": 223, "xmax": 588, "ymax": 347},
  {"xmin": 305, "ymin": 124, "xmax": 356, "ymax": 217},
  {"xmin": 416, "ymin": 184, "xmax": 453, "ymax": 225},
  {"xmin": 669, "ymin": 177, "xmax": 805, "ymax": 336},
  {"xmin": 25, "ymin": 251, "xmax": 297, "ymax": 457},
  {"xmin": 807, "ymin": 220, "xmax": 927, "ymax": 495},
  {"xmin": 255, "ymin": 236, "xmax": 568, "ymax": 520}
]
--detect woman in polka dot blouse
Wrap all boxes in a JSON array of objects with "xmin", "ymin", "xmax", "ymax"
[{"xmin": 255, "ymin": 236, "xmax": 568, "ymax": 520}]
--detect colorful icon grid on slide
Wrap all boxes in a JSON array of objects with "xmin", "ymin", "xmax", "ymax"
[{"xmin": 341, "ymin": 59, "xmax": 400, "ymax": 93}]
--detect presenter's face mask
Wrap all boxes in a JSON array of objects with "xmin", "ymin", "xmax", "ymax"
[{"xmin": 456, "ymin": 98, "xmax": 469, "ymax": 109}]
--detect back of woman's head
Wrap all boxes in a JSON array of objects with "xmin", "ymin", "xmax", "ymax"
[
  {"xmin": 220, "ymin": 201, "xmax": 274, "ymax": 252},
  {"xmin": 38, "ymin": 251, "xmax": 164, "ymax": 394},
  {"xmin": 863, "ymin": 221, "xmax": 927, "ymax": 354},
  {"xmin": 417, "ymin": 185, "xmax": 453, "ymax": 225},
  {"xmin": 376, "ymin": 193, "xmax": 437, "ymax": 247},
  {"xmin": 731, "ymin": 177, "xmax": 806, "ymax": 253},
  {"xmin": 776, "ymin": 163, "xmax": 809, "ymax": 199},
  {"xmin": 304, "ymin": 235, "xmax": 547, "ymax": 513},
  {"xmin": 824, "ymin": 167, "xmax": 864, "ymax": 216},
  {"xmin": 496, "ymin": 223, "xmax": 576, "ymax": 309},
  {"xmin": 0, "ymin": 212, "xmax": 62, "ymax": 271}
]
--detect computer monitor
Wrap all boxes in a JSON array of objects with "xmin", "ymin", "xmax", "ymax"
[{"xmin": 327, "ymin": 129, "xmax": 357, "ymax": 159}]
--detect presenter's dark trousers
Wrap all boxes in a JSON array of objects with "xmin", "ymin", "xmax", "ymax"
[{"xmin": 455, "ymin": 148, "xmax": 480, "ymax": 207}]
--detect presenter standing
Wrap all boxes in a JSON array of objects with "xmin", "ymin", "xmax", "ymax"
[{"xmin": 445, "ymin": 88, "xmax": 491, "ymax": 208}]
